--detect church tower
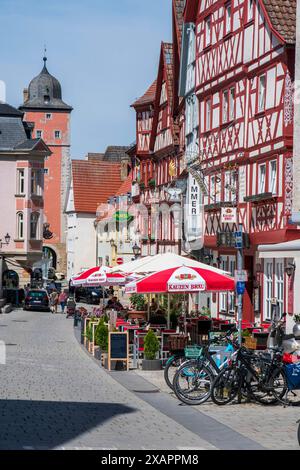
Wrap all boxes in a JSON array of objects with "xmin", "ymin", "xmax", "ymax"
[{"xmin": 20, "ymin": 55, "xmax": 73, "ymax": 276}]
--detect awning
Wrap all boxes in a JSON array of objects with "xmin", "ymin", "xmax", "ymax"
[{"xmin": 258, "ymin": 240, "xmax": 300, "ymax": 258}]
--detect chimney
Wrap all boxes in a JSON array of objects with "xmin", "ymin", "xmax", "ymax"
[{"xmin": 23, "ymin": 88, "xmax": 29, "ymax": 103}]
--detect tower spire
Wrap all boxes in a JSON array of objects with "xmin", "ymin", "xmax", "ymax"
[{"xmin": 43, "ymin": 45, "xmax": 48, "ymax": 71}]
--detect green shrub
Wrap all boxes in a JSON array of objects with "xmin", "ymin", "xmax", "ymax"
[
  {"xmin": 95, "ymin": 319, "xmax": 109, "ymax": 351},
  {"xmin": 130, "ymin": 294, "xmax": 146, "ymax": 311},
  {"xmin": 144, "ymin": 330, "xmax": 160, "ymax": 360}
]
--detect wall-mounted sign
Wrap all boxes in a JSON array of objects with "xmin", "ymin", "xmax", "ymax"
[
  {"xmin": 234, "ymin": 270, "xmax": 248, "ymax": 283},
  {"xmin": 221, "ymin": 207, "xmax": 237, "ymax": 224}
]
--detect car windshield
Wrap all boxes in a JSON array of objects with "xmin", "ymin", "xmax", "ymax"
[{"xmin": 28, "ymin": 292, "xmax": 46, "ymax": 298}]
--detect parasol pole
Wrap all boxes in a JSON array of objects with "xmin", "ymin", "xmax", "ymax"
[{"xmin": 167, "ymin": 293, "xmax": 170, "ymax": 329}]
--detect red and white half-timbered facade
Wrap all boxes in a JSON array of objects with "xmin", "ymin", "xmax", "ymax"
[{"xmin": 192, "ymin": 0, "xmax": 297, "ymax": 323}]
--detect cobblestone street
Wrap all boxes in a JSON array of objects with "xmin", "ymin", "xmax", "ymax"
[{"xmin": 0, "ymin": 309, "xmax": 298, "ymax": 450}]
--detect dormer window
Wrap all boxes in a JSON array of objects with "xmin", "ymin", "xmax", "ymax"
[{"xmin": 44, "ymin": 95, "xmax": 50, "ymax": 104}]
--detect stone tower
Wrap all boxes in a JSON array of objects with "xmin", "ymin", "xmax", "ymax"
[{"xmin": 20, "ymin": 56, "xmax": 73, "ymax": 276}]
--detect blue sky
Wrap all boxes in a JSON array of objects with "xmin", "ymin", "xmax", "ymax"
[{"xmin": 0, "ymin": 0, "xmax": 172, "ymax": 157}]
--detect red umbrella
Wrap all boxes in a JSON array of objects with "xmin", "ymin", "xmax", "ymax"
[
  {"xmin": 71, "ymin": 266, "xmax": 128, "ymax": 287},
  {"xmin": 125, "ymin": 266, "xmax": 235, "ymax": 294}
]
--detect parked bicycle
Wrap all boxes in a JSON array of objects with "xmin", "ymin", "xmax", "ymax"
[
  {"xmin": 172, "ymin": 328, "xmax": 237, "ymax": 405},
  {"xmin": 211, "ymin": 345, "xmax": 287, "ymax": 406}
]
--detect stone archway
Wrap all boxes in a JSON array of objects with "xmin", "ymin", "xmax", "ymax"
[
  {"xmin": 41, "ymin": 246, "xmax": 57, "ymax": 279},
  {"xmin": 2, "ymin": 270, "xmax": 19, "ymax": 288}
]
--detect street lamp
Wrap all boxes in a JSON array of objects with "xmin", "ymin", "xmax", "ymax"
[
  {"xmin": 0, "ymin": 233, "xmax": 11, "ymax": 249},
  {"xmin": 132, "ymin": 243, "xmax": 141, "ymax": 260},
  {"xmin": 110, "ymin": 239, "xmax": 116, "ymax": 248},
  {"xmin": 0, "ymin": 233, "xmax": 11, "ymax": 299}
]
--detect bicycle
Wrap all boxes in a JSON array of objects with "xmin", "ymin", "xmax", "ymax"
[
  {"xmin": 211, "ymin": 345, "xmax": 287, "ymax": 406},
  {"xmin": 164, "ymin": 350, "xmax": 186, "ymax": 390},
  {"xmin": 172, "ymin": 329, "xmax": 237, "ymax": 405}
]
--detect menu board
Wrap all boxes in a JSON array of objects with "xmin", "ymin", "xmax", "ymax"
[{"xmin": 108, "ymin": 332, "xmax": 129, "ymax": 371}]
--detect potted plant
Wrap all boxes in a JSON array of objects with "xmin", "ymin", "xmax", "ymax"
[
  {"xmin": 293, "ymin": 314, "xmax": 300, "ymax": 339},
  {"xmin": 142, "ymin": 330, "xmax": 161, "ymax": 370},
  {"xmin": 130, "ymin": 294, "xmax": 146, "ymax": 311},
  {"xmin": 95, "ymin": 318, "xmax": 109, "ymax": 366},
  {"xmin": 85, "ymin": 323, "xmax": 94, "ymax": 353}
]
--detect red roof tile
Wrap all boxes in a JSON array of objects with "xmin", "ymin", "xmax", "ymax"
[
  {"xmin": 116, "ymin": 173, "xmax": 133, "ymax": 196},
  {"xmin": 263, "ymin": 0, "xmax": 296, "ymax": 44},
  {"xmin": 131, "ymin": 81, "xmax": 157, "ymax": 108},
  {"xmin": 72, "ymin": 160, "xmax": 122, "ymax": 213}
]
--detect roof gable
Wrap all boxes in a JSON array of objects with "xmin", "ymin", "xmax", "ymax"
[
  {"xmin": 150, "ymin": 43, "xmax": 176, "ymax": 151},
  {"xmin": 261, "ymin": 0, "xmax": 296, "ymax": 44},
  {"xmin": 131, "ymin": 81, "xmax": 157, "ymax": 108},
  {"xmin": 72, "ymin": 160, "xmax": 122, "ymax": 213}
]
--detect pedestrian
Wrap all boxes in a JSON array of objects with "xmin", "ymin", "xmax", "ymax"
[
  {"xmin": 50, "ymin": 290, "xmax": 59, "ymax": 314},
  {"xmin": 59, "ymin": 291, "xmax": 68, "ymax": 314}
]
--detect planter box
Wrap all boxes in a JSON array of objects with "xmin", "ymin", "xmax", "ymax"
[
  {"xmin": 94, "ymin": 346, "xmax": 101, "ymax": 360},
  {"xmin": 142, "ymin": 359, "xmax": 162, "ymax": 371}
]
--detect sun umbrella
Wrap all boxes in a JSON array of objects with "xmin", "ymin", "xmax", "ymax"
[
  {"xmin": 71, "ymin": 266, "xmax": 129, "ymax": 287},
  {"xmin": 112, "ymin": 252, "xmax": 229, "ymax": 275},
  {"xmin": 125, "ymin": 265, "xmax": 235, "ymax": 294}
]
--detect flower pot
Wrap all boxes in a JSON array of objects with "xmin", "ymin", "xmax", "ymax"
[
  {"xmin": 93, "ymin": 345, "xmax": 100, "ymax": 358},
  {"xmin": 142, "ymin": 359, "xmax": 162, "ymax": 371}
]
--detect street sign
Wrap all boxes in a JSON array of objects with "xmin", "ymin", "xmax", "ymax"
[
  {"xmin": 116, "ymin": 258, "xmax": 124, "ymax": 265},
  {"xmin": 234, "ymin": 231, "xmax": 243, "ymax": 249},
  {"xmin": 234, "ymin": 270, "xmax": 248, "ymax": 283},
  {"xmin": 236, "ymin": 281, "xmax": 246, "ymax": 295}
]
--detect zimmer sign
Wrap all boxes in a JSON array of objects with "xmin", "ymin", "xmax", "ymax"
[{"xmin": 188, "ymin": 174, "xmax": 201, "ymax": 217}]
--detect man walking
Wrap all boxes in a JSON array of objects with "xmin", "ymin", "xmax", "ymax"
[{"xmin": 50, "ymin": 290, "xmax": 59, "ymax": 314}]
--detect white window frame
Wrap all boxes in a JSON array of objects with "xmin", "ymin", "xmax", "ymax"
[
  {"xmin": 17, "ymin": 212, "xmax": 24, "ymax": 240},
  {"xmin": 225, "ymin": 2, "xmax": 232, "ymax": 35},
  {"xmin": 205, "ymin": 16, "xmax": 212, "ymax": 47},
  {"xmin": 275, "ymin": 259, "xmax": 284, "ymax": 318},
  {"xmin": 17, "ymin": 169, "xmax": 25, "ymax": 195},
  {"xmin": 229, "ymin": 87, "xmax": 235, "ymax": 120},
  {"xmin": 36, "ymin": 130, "xmax": 43, "ymax": 139},
  {"xmin": 248, "ymin": 0, "xmax": 254, "ymax": 21},
  {"xmin": 205, "ymin": 98, "xmax": 212, "ymax": 131},
  {"xmin": 269, "ymin": 160, "xmax": 277, "ymax": 195},
  {"xmin": 30, "ymin": 212, "xmax": 40, "ymax": 240},
  {"xmin": 222, "ymin": 90, "xmax": 229, "ymax": 123},
  {"xmin": 258, "ymin": 164, "xmax": 266, "ymax": 194},
  {"xmin": 46, "ymin": 113, "xmax": 52, "ymax": 120},
  {"xmin": 55, "ymin": 130, "xmax": 61, "ymax": 139},
  {"xmin": 264, "ymin": 261, "xmax": 273, "ymax": 321},
  {"xmin": 258, "ymin": 75, "xmax": 266, "ymax": 112}
]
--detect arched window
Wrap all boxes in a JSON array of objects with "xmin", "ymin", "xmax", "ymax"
[
  {"xmin": 17, "ymin": 212, "xmax": 24, "ymax": 240},
  {"xmin": 30, "ymin": 212, "xmax": 40, "ymax": 240}
]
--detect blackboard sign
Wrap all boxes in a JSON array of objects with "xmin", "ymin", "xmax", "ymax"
[{"xmin": 108, "ymin": 332, "xmax": 129, "ymax": 371}]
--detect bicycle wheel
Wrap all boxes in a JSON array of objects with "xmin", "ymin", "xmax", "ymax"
[
  {"xmin": 173, "ymin": 360, "xmax": 214, "ymax": 405},
  {"xmin": 249, "ymin": 366, "xmax": 287, "ymax": 405},
  {"xmin": 164, "ymin": 355, "xmax": 186, "ymax": 390},
  {"xmin": 211, "ymin": 366, "xmax": 241, "ymax": 405},
  {"xmin": 277, "ymin": 388, "xmax": 300, "ymax": 406}
]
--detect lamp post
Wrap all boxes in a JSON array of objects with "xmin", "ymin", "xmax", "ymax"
[
  {"xmin": 132, "ymin": 243, "xmax": 141, "ymax": 260},
  {"xmin": 0, "ymin": 233, "xmax": 11, "ymax": 299}
]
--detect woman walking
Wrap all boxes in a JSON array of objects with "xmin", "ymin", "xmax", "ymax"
[
  {"xmin": 59, "ymin": 291, "xmax": 68, "ymax": 314},
  {"xmin": 50, "ymin": 290, "xmax": 59, "ymax": 314}
]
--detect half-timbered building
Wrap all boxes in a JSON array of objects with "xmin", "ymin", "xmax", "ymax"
[{"xmin": 192, "ymin": 0, "xmax": 297, "ymax": 324}]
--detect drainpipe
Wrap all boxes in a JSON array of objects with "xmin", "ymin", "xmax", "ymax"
[{"xmin": 292, "ymin": 0, "xmax": 300, "ymax": 223}]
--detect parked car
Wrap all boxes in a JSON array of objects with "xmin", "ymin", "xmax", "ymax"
[
  {"xmin": 24, "ymin": 290, "xmax": 50, "ymax": 312},
  {"xmin": 75, "ymin": 287, "xmax": 108, "ymax": 304}
]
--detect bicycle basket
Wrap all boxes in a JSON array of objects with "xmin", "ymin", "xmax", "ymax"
[
  {"xmin": 184, "ymin": 345, "xmax": 203, "ymax": 359},
  {"xmin": 284, "ymin": 363, "xmax": 300, "ymax": 391}
]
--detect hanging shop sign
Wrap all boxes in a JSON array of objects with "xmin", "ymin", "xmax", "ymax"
[{"xmin": 221, "ymin": 207, "xmax": 237, "ymax": 224}]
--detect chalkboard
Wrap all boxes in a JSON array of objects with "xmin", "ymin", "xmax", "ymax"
[{"xmin": 110, "ymin": 333, "xmax": 128, "ymax": 359}]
